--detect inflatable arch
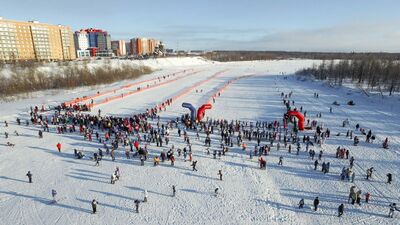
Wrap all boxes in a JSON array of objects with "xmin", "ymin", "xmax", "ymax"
[
  {"xmin": 197, "ymin": 104, "xmax": 212, "ymax": 121},
  {"xmin": 182, "ymin": 102, "xmax": 196, "ymax": 122},
  {"xmin": 287, "ymin": 110, "xmax": 305, "ymax": 131}
]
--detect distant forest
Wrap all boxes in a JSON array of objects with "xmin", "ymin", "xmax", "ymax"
[
  {"xmin": 204, "ymin": 51, "xmax": 400, "ymax": 61},
  {"xmin": 296, "ymin": 59, "xmax": 400, "ymax": 96}
]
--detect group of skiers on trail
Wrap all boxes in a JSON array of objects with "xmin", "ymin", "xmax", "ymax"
[{"xmin": 3, "ymin": 85, "xmax": 398, "ymax": 219}]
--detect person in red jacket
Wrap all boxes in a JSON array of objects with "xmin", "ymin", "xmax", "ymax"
[
  {"xmin": 134, "ymin": 140, "xmax": 139, "ymax": 151},
  {"xmin": 56, "ymin": 143, "xmax": 61, "ymax": 152}
]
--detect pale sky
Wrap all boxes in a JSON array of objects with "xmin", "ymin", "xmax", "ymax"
[{"xmin": 1, "ymin": 0, "xmax": 400, "ymax": 52}]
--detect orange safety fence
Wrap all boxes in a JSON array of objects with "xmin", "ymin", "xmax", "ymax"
[{"xmin": 63, "ymin": 68, "xmax": 194, "ymax": 106}]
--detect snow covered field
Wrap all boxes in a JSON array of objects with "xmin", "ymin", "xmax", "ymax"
[{"xmin": 0, "ymin": 58, "xmax": 399, "ymax": 225}]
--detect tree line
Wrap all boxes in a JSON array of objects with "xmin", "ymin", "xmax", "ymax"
[
  {"xmin": 296, "ymin": 59, "xmax": 400, "ymax": 96},
  {"xmin": 204, "ymin": 51, "xmax": 400, "ymax": 62},
  {"xmin": 0, "ymin": 61, "xmax": 152, "ymax": 99}
]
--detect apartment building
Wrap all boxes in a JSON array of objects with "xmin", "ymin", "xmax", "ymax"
[
  {"xmin": 0, "ymin": 17, "xmax": 76, "ymax": 61},
  {"xmin": 111, "ymin": 40, "xmax": 126, "ymax": 56}
]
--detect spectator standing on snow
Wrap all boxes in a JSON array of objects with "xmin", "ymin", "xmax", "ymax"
[
  {"xmin": 338, "ymin": 204, "xmax": 344, "ymax": 217},
  {"xmin": 26, "ymin": 171, "xmax": 32, "ymax": 183},
  {"xmin": 218, "ymin": 170, "xmax": 223, "ymax": 181},
  {"xmin": 52, "ymin": 189, "xmax": 57, "ymax": 202},
  {"xmin": 313, "ymin": 197, "xmax": 320, "ymax": 211},
  {"xmin": 387, "ymin": 173, "xmax": 392, "ymax": 184},
  {"xmin": 91, "ymin": 199, "xmax": 97, "ymax": 214}
]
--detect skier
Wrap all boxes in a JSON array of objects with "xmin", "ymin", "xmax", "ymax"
[
  {"xmin": 298, "ymin": 198, "xmax": 304, "ymax": 209},
  {"xmin": 26, "ymin": 171, "xmax": 32, "ymax": 183},
  {"xmin": 366, "ymin": 167, "xmax": 374, "ymax": 180},
  {"xmin": 56, "ymin": 142, "xmax": 61, "ymax": 152},
  {"xmin": 313, "ymin": 197, "xmax": 320, "ymax": 211},
  {"xmin": 387, "ymin": 173, "xmax": 392, "ymax": 184},
  {"xmin": 278, "ymin": 156, "xmax": 283, "ymax": 166},
  {"xmin": 218, "ymin": 170, "xmax": 223, "ymax": 181},
  {"xmin": 143, "ymin": 189, "xmax": 148, "ymax": 202},
  {"xmin": 91, "ymin": 199, "xmax": 98, "ymax": 214},
  {"xmin": 214, "ymin": 188, "xmax": 219, "ymax": 196},
  {"xmin": 191, "ymin": 161, "xmax": 198, "ymax": 171},
  {"xmin": 95, "ymin": 157, "xmax": 100, "ymax": 166},
  {"xmin": 338, "ymin": 204, "xmax": 344, "ymax": 217},
  {"xmin": 351, "ymin": 172, "xmax": 356, "ymax": 183},
  {"xmin": 383, "ymin": 137, "xmax": 389, "ymax": 149},
  {"xmin": 51, "ymin": 189, "xmax": 57, "ymax": 202},
  {"xmin": 172, "ymin": 185, "xmax": 176, "ymax": 197},
  {"xmin": 134, "ymin": 200, "xmax": 140, "ymax": 213}
]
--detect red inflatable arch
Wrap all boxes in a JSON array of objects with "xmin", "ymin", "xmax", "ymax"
[
  {"xmin": 197, "ymin": 104, "xmax": 212, "ymax": 121},
  {"xmin": 287, "ymin": 110, "xmax": 305, "ymax": 131}
]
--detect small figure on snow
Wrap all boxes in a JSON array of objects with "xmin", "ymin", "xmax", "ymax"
[
  {"xmin": 313, "ymin": 197, "xmax": 319, "ymax": 211},
  {"xmin": 51, "ymin": 189, "xmax": 57, "ymax": 202},
  {"xmin": 26, "ymin": 171, "xmax": 32, "ymax": 183},
  {"xmin": 338, "ymin": 204, "xmax": 344, "ymax": 217},
  {"xmin": 134, "ymin": 200, "xmax": 140, "ymax": 213},
  {"xmin": 298, "ymin": 198, "xmax": 304, "ymax": 209},
  {"xmin": 91, "ymin": 199, "xmax": 97, "ymax": 214},
  {"xmin": 218, "ymin": 170, "xmax": 223, "ymax": 181}
]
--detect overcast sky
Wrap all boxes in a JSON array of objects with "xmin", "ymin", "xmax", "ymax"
[{"xmin": 1, "ymin": 0, "xmax": 400, "ymax": 52}]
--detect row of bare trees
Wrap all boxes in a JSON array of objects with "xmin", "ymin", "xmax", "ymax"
[
  {"xmin": 204, "ymin": 51, "xmax": 400, "ymax": 62},
  {"xmin": 0, "ymin": 62, "xmax": 152, "ymax": 98},
  {"xmin": 296, "ymin": 59, "xmax": 400, "ymax": 96}
]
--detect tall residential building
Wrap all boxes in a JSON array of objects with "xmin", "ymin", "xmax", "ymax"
[
  {"xmin": 74, "ymin": 30, "xmax": 89, "ymax": 50},
  {"xmin": 97, "ymin": 32, "xmax": 111, "ymax": 51},
  {"xmin": 111, "ymin": 40, "xmax": 126, "ymax": 56},
  {"xmin": 125, "ymin": 42, "xmax": 131, "ymax": 55},
  {"xmin": 84, "ymin": 28, "xmax": 104, "ymax": 48},
  {"xmin": 0, "ymin": 17, "xmax": 76, "ymax": 61},
  {"xmin": 129, "ymin": 38, "xmax": 142, "ymax": 56}
]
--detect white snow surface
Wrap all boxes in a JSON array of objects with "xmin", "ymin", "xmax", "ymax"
[{"xmin": 0, "ymin": 58, "xmax": 399, "ymax": 225}]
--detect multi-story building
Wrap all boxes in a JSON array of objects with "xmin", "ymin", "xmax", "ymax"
[
  {"xmin": 111, "ymin": 40, "xmax": 126, "ymax": 56},
  {"xmin": 125, "ymin": 42, "xmax": 131, "ymax": 55},
  {"xmin": 129, "ymin": 37, "xmax": 164, "ymax": 57},
  {"xmin": 74, "ymin": 28, "xmax": 111, "ymax": 57},
  {"xmin": 0, "ymin": 17, "xmax": 76, "ymax": 61},
  {"xmin": 74, "ymin": 30, "xmax": 89, "ymax": 51},
  {"xmin": 97, "ymin": 32, "xmax": 111, "ymax": 51}
]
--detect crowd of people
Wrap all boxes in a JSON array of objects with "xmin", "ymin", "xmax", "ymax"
[{"xmin": 1, "ymin": 84, "xmax": 399, "ymax": 220}]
